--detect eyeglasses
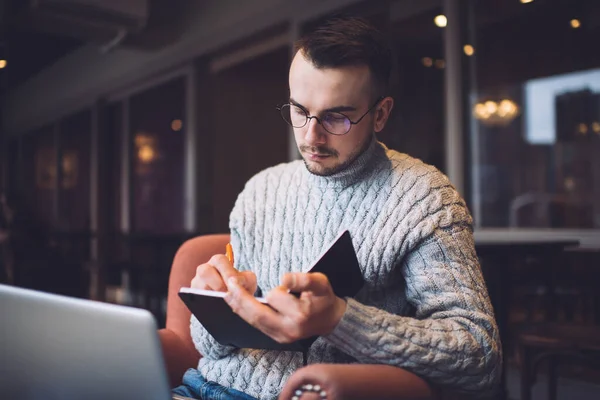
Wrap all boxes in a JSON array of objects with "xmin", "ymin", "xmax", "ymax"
[{"xmin": 277, "ymin": 97, "xmax": 384, "ymax": 136}]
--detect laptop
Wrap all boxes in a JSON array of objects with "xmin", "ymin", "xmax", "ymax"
[{"xmin": 0, "ymin": 283, "xmax": 191, "ymax": 400}]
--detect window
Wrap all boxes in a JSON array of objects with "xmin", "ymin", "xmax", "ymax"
[
  {"xmin": 469, "ymin": 0, "xmax": 600, "ymax": 228},
  {"xmin": 58, "ymin": 110, "xmax": 91, "ymax": 231},
  {"xmin": 107, "ymin": 102, "xmax": 123, "ymax": 233},
  {"xmin": 22, "ymin": 125, "xmax": 55, "ymax": 227},
  {"xmin": 385, "ymin": 2, "xmax": 446, "ymax": 171},
  {"xmin": 129, "ymin": 77, "xmax": 186, "ymax": 234},
  {"xmin": 6, "ymin": 137, "xmax": 20, "ymax": 198}
]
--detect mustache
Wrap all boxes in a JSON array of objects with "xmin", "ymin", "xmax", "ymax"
[{"xmin": 299, "ymin": 145, "xmax": 338, "ymax": 157}]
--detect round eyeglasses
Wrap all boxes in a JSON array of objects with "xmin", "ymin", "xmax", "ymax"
[{"xmin": 277, "ymin": 97, "xmax": 384, "ymax": 136}]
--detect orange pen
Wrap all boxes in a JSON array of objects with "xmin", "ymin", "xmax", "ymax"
[{"xmin": 225, "ymin": 243, "xmax": 234, "ymax": 264}]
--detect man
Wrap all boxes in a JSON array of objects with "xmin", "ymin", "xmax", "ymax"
[{"xmin": 174, "ymin": 16, "xmax": 501, "ymax": 400}]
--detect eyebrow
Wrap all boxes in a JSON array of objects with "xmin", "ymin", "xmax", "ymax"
[{"xmin": 289, "ymin": 97, "xmax": 357, "ymax": 114}]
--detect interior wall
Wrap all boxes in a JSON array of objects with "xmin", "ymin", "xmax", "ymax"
[{"xmin": 211, "ymin": 47, "xmax": 290, "ymax": 232}]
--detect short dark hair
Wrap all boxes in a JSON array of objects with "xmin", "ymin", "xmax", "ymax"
[{"xmin": 294, "ymin": 16, "xmax": 392, "ymax": 98}]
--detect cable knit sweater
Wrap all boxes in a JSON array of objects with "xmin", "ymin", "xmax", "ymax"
[{"xmin": 190, "ymin": 138, "xmax": 501, "ymax": 399}]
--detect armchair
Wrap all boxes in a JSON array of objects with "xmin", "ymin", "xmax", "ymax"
[{"xmin": 158, "ymin": 234, "xmax": 438, "ymax": 400}]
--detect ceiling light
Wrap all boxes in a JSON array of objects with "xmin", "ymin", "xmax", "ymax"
[
  {"xmin": 570, "ymin": 19, "xmax": 581, "ymax": 28},
  {"xmin": 422, "ymin": 57, "xmax": 433, "ymax": 67},
  {"xmin": 463, "ymin": 45, "xmax": 475, "ymax": 56},
  {"xmin": 498, "ymin": 99, "xmax": 518, "ymax": 117},
  {"xmin": 564, "ymin": 177, "xmax": 576, "ymax": 192},
  {"xmin": 473, "ymin": 99, "xmax": 520, "ymax": 126},
  {"xmin": 577, "ymin": 123, "xmax": 588, "ymax": 135},
  {"xmin": 138, "ymin": 145, "xmax": 156, "ymax": 163},
  {"xmin": 171, "ymin": 119, "xmax": 183, "ymax": 132},
  {"xmin": 520, "ymin": 0, "xmax": 534, "ymax": 4},
  {"xmin": 435, "ymin": 59, "xmax": 446, "ymax": 69},
  {"xmin": 592, "ymin": 122, "xmax": 600, "ymax": 134},
  {"xmin": 434, "ymin": 15, "xmax": 447, "ymax": 28},
  {"xmin": 484, "ymin": 101, "xmax": 498, "ymax": 115},
  {"xmin": 0, "ymin": 60, "xmax": 6, "ymax": 69}
]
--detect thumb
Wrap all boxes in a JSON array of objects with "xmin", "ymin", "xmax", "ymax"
[{"xmin": 282, "ymin": 272, "xmax": 332, "ymax": 296}]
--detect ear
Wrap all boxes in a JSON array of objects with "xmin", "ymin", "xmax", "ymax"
[{"xmin": 373, "ymin": 96, "xmax": 394, "ymax": 133}]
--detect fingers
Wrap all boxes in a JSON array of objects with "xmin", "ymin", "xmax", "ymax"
[
  {"xmin": 224, "ymin": 278, "xmax": 287, "ymax": 340},
  {"xmin": 224, "ymin": 273, "xmax": 344, "ymax": 342},
  {"xmin": 209, "ymin": 254, "xmax": 239, "ymax": 283},
  {"xmin": 191, "ymin": 263, "xmax": 228, "ymax": 291},
  {"xmin": 238, "ymin": 270, "xmax": 258, "ymax": 294},
  {"xmin": 190, "ymin": 253, "xmax": 248, "ymax": 292},
  {"xmin": 266, "ymin": 273, "xmax": 331, "ymax": 324},
  {"xmin": 281, "ymin": 272, "xmax": 332, "ymax": 296}
]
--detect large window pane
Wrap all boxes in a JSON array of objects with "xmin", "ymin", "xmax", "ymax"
[
  {"xmin": 58, "ymin": 110, "xmax": 91, "ymax": 232},
  {"xmin": 22, "ymin": 125, "xmax": 56, "ymax": 228},
  {"xmin": 385, "ymin": 2, "xmax": 446, "ymax": 171},
  {"xmin": 6, "ymin": 137, "xmax": 20, "ymax": 198},
  {"xmin": 470, "ymin": 0, "xmax": 600, "ymax": 228},
  {"xmin": 107, "ymin": 102, "xmax": 123, "ymax": 233},
  {"xmin": 129, "ymin": 77, "xmax": 186, "ymax": 234}
]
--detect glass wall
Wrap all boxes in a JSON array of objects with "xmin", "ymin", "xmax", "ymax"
[
  {"xmin": 129, "ymin": 77, "xmax": 186, "ymax": 234},
  {"xmin": 384, "ymin": 1, "xmax": 446, "ymax": 171},
  {"xmin": 58, "ymin": 110, "xmax": 91, "ymax": 232},
  {"xmin": 21, "ymin": 125, "xmax": 56, "ymax": 228},
  {"xmin": 469, "ymin": 0, "xmax": 600, "ymax": 228},
  {"xmin": 6, "ymin": 137, "xmax": 21, "ymax": 201},
  {"xmin": 106, "ymin": 102, "xmax": 123, "ymax": 233}
]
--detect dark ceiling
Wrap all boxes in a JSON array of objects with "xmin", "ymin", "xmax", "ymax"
[
  {"xmin": 0, "ymin": 31, "xmax": 82, "ymax": 92},
  {"xmin": 0, "ymin": 0, "xmax": 83, "ymax": 92},
  {"xmin": 0, "ymin": 0, "xmax": 598, "ymax": 95},
  {"xmin": 0, "ymin": 0, "xmax": 191, "ymax": 93}
]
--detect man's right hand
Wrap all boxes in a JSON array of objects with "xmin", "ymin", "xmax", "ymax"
[{"xmin": 191, "ymin": 254, "xmax": 257, "ymax": 293}]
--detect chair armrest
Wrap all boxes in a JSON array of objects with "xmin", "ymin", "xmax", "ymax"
[
  {"xmin": 279, "ymin": 364, "xmax": 438, "ymax": 400},
  {"xmin": 158, "ymin": 328, "xmax": 200, "ymax": 388},
  {"xmin": 160, "ymin": 234, "xmax": 229, "ymax": 387}
]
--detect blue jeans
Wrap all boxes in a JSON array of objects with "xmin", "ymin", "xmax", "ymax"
[{"xmin": 172, "ymin": 369, "xmax": 258, "ymax": 400}]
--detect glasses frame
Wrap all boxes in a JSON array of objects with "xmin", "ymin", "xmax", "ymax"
[{"xmin": 277, "ymin": 96, "xmax": 384, "ymax": 136}]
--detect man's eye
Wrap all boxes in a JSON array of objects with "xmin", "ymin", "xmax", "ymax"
[
  {"xmin": 291, "ymin": 106, "xmax": 306, "ymax": 116},
  {"xmin": 324, "ymin": 113, "xmax": 347, "ymax": 122}
]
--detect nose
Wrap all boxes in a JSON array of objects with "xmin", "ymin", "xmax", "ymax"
[{"xmin": 304, "ymin": 117, "xmax": 327, "ymax": 146}]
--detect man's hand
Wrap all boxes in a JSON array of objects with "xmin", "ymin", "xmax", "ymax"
[
  {"xmin": 191, "ymin": 254, "xmax": 257, "ymax": 293},
  {"xmin": 224, "ymin": 272, "xmax": 347, "ymax": 343}
]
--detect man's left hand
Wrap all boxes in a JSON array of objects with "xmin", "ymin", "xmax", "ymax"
[{"xmin": 223, "ymin": 272, "xmax": 347, "ymax": 343}]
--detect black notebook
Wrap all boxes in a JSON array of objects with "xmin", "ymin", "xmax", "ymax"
[{"xmin": 178, "ymin": 230, "xmax": 364, "ymax": 352}]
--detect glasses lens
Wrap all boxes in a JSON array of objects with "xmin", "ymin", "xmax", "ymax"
[
  {"xmin": 280, "ymin": 104, "xmax": 308, "ymax": 128},
  {"xmin": 322, "ymin": 112, "xmax": 351, "ymax": 135}
]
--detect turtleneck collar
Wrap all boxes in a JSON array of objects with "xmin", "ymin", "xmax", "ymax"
[{"xmin": 302, "ymin": 136, "xmax": 389, "ymax": 189}]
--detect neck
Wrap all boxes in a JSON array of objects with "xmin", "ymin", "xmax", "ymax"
[{"xmin": 303, "ymin": 136, "xmax": 387, "ymax": 189}]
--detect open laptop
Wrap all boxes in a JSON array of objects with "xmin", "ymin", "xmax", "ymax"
[{"xmin": 0, "ymin": 283, "xmax": 191, "ymax": 400}]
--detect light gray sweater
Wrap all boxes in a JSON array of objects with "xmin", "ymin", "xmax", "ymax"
[{"xmin": 191, "ymin": 138, "xmax": 501, "ymax": 399}]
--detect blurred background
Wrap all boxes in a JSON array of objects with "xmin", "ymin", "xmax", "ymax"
[{"xmin": 0, "ymin": 1, "xmax": 599, "ymax": 398}]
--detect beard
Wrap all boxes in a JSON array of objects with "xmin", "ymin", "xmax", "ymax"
[{"xmin": 300, "ymin": 135, "xmax": 373, "ymax": 176}]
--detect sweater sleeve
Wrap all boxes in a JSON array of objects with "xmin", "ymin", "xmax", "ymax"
[{"xmin": 322, "ymin": 226, "xmax": 502, "ymax": 394}]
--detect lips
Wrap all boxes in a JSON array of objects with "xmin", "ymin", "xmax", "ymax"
[{"xmin": 306, "ymin": 152, "xmax": 330, "ymax": 160}]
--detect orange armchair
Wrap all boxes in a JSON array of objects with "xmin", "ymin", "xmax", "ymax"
[{"xmin": 158, "ymin": 234, "xmax": 438, "ymax": 400}]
